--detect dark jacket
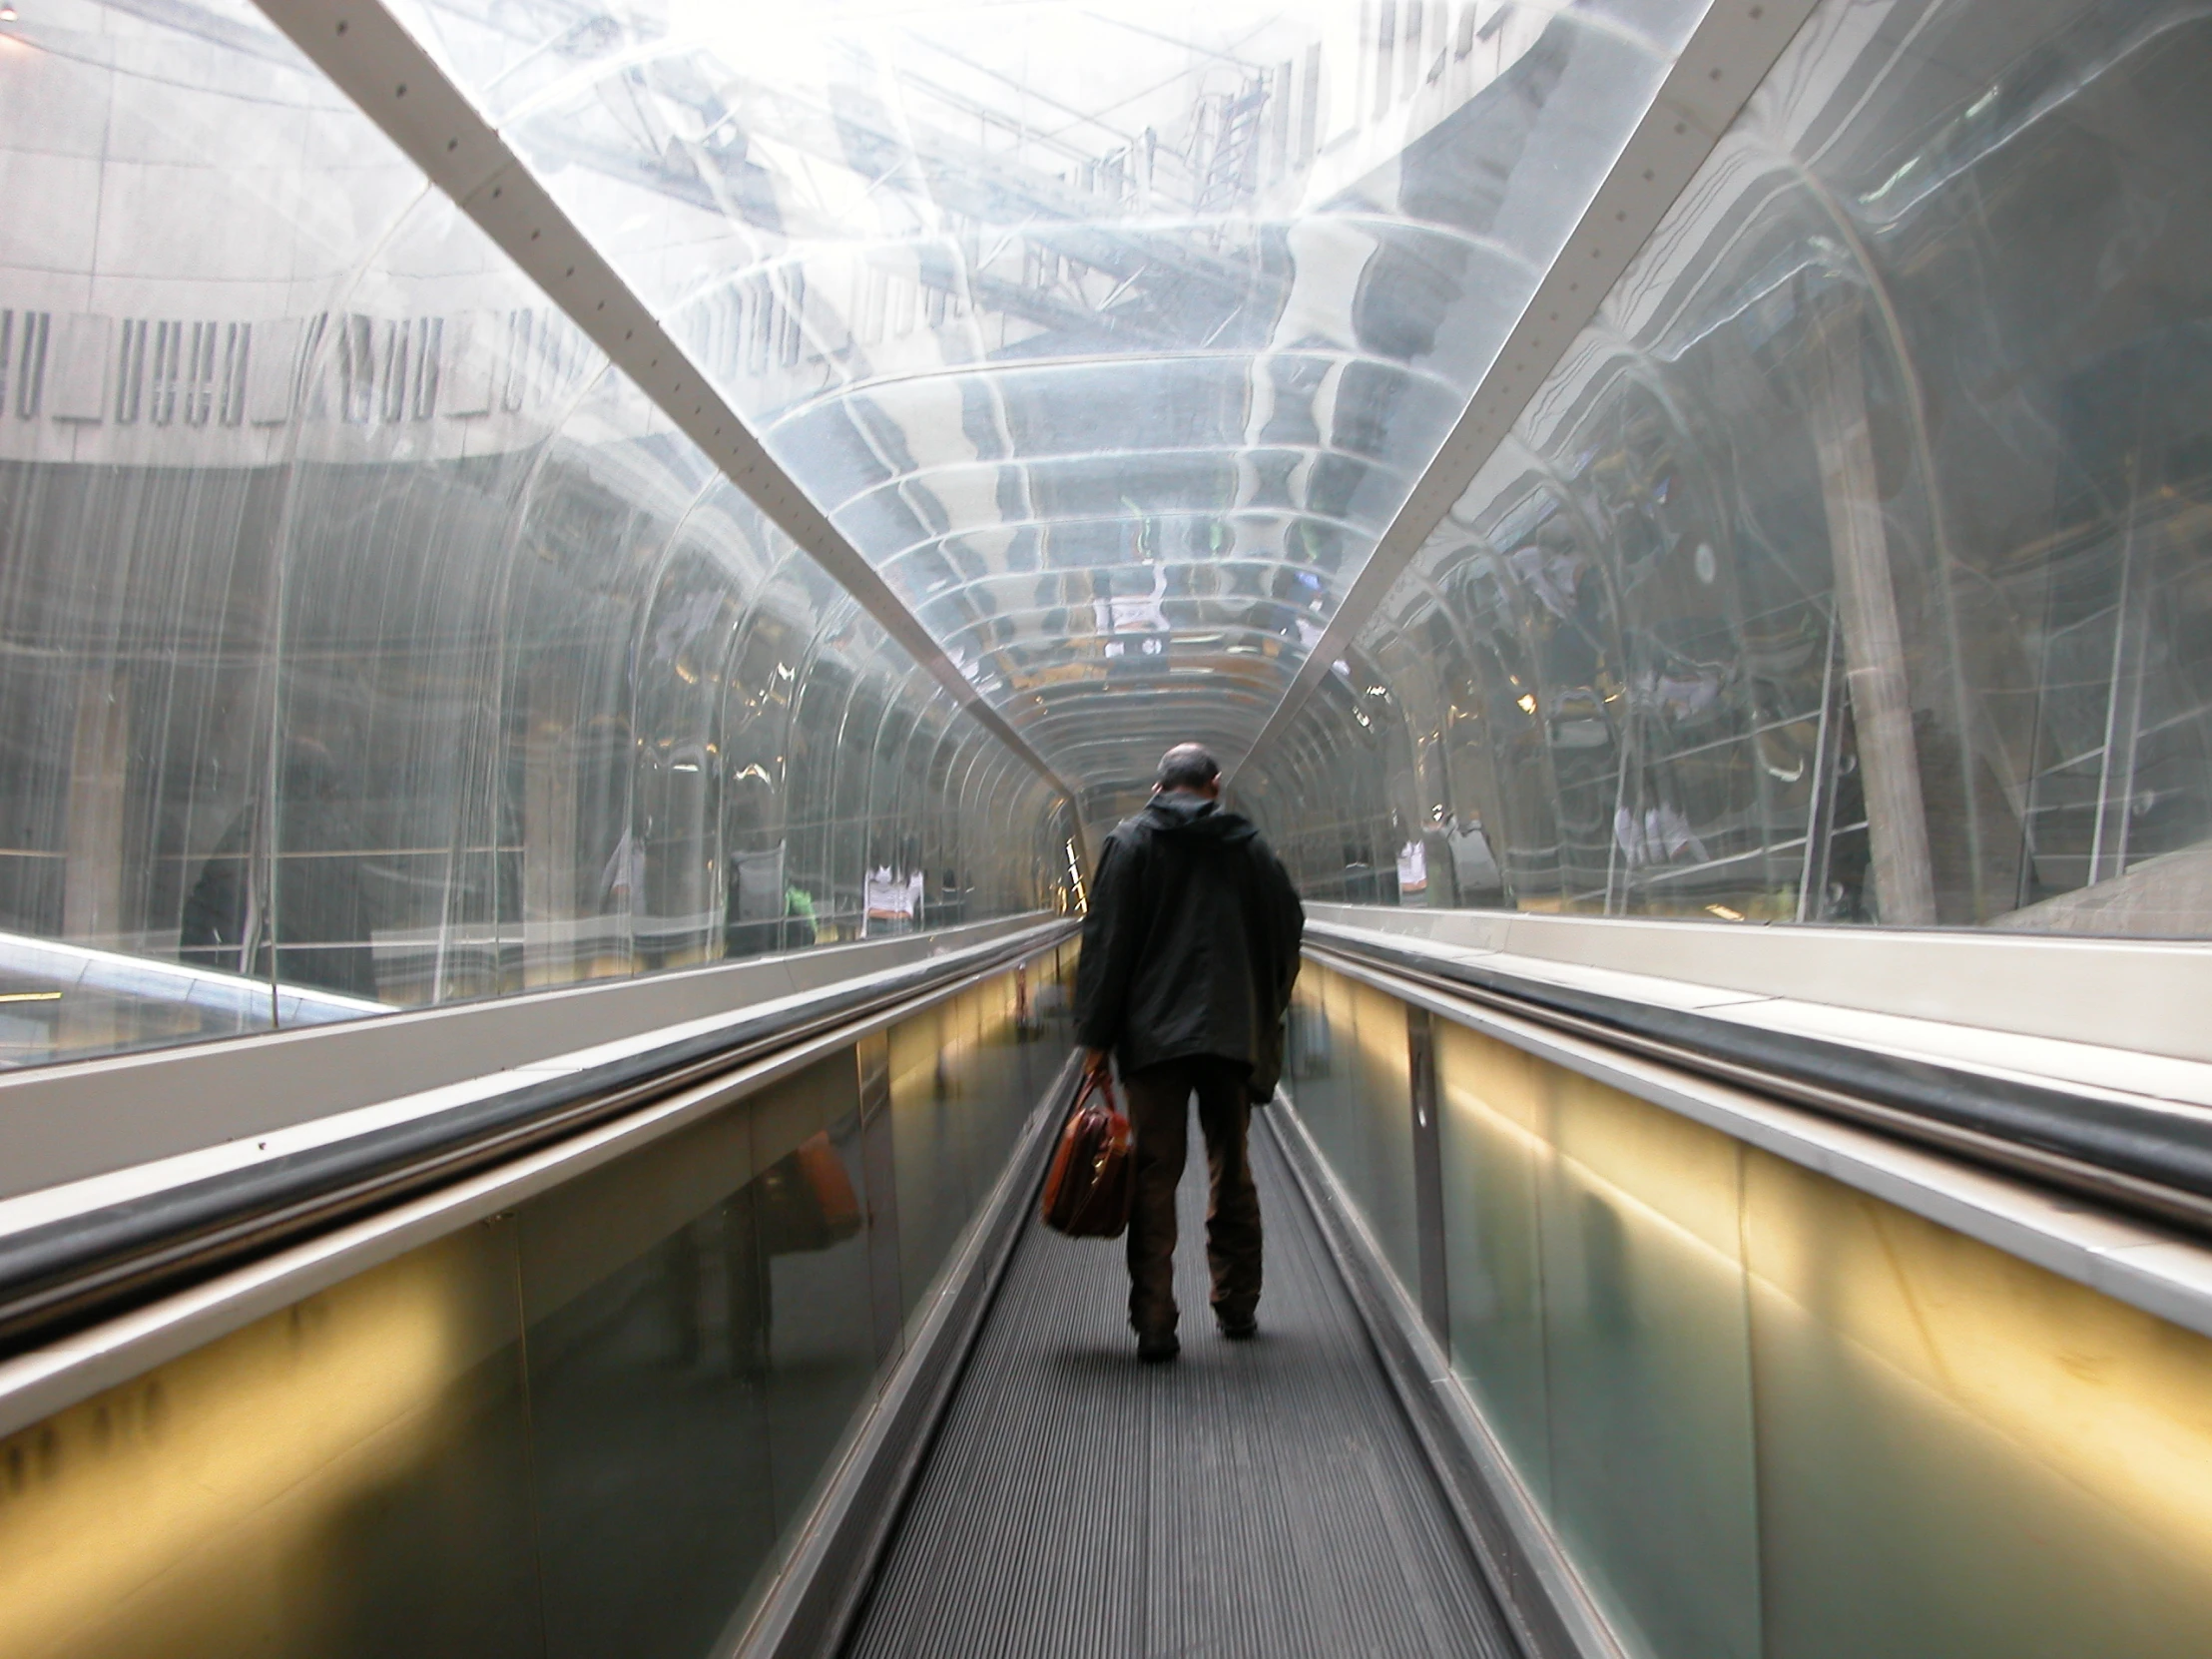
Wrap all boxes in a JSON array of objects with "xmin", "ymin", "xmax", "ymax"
[{"xmin": 1073, "ymin": 791, "xmax": 1304, "ymax": 1101}]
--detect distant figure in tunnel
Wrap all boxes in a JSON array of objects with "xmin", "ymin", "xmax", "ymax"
[{"xmin": 1074, "ymin": 744, "xmax": 1304, "ymax": 1363}]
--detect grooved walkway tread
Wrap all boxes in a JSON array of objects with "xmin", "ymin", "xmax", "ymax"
[{"xmin": 842, "ymin": 1120, "xmax": 1516, "ymax": 1659}]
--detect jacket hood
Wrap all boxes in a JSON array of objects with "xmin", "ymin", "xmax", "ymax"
[{"xmin": 1135, "ymin": 790, "xmax": 1258, "ymax": 843}]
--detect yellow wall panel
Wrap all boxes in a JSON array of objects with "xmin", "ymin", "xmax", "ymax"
[
  {"xmin": 0, "ymin": 1227, "xmax": 538, "ymax": 1659},
  {"xmin": 1744, "ymin": 1147, "xmax": 2212, "ymax": 1658},
  {"xmin": 1399, "ymin": 989, "xmax": 2212, "ymax": 1658}
]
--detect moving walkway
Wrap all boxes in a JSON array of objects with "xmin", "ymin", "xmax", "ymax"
[
  {"xmin": 6, "ymin": 906, "xmax": 2212, "ymax": 1659},
  {"xmin": 6, "ymin": 0, "xmax": 2212, "ymax": 1652}
]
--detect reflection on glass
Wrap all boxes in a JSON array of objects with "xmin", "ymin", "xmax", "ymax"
[
  {"xmin": 1430, "ymin": 1020, "xmax": 1551, "ymax": 1510},
  {"xmin": 381, "ymin": 0, "xmax": 1707, "ymax": 810},
  {"xmin": 0, "ymin": 1, "xmax": 1073, "ymax": 1069},
  {"xmin": 752, "ymin": 1055, "xmax": 880, "ymax": 1532},
  {"xmin": 1294, "ymin": 979, "xmax": 2212, "ymax": 1659},
  {"xmin": 1250, "ymin": 0, "xmax": 2212, "ymax": 940},
  {"xmin": 886, "ymin": 960, "xmax": 1067, "ymax": 1337},
  {"xmin": 0, "ymin": 958, "xmax": 1066, "ymax": 1659},
  {"xmin": 886, "ymin": 997, "xmax": 975, "ymax": 1315},
  {"xmin": 1744, "ymin": 1144, "xmax": 2212, "ymax": 1659},
  {"xmin": 1525, "ymin": 1062, "xmax": 1761, "ymax": 1659},
  {"xmin": 0, "ymin": 1221, "xmax": 542, "ymax": 1659},
  {"xmin": 519, "ymin": 1091, "xmax": 774, "ymax": 1659},
  {"xmin": 1286, "ymin": 963, "xmax": 1418, "ymax": 1284}
]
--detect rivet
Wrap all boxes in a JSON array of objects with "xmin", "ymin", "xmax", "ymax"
[
  {"xmin": 1710, "ymin": 67, "xmax": 1724, "ymax": 80},
  {"xmin": 530, "ymin": 229, "xmax": 540, "ymax": 240},
  {"xmin": 395, "ymin": 84, "xmax": 407, "ymax": 97},
  {"xmin": 335, "ymin": 19, "xmax": 347, "ymax": 34},
  {"xmin": 447, "ymin": 138, "xmax": 458, "ymax": 151},
  {"xmin": 492, "ymin": 186, "xmax": 502, "ymax": 198},
  {"xmin": 565, "ymin": 266, "xmax": 575, "ymax": 277}
]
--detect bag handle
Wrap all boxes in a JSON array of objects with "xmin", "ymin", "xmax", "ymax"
[{"xmin": 1072, "ymin": 1067, "xmax": 1120, "ymax": 1116}]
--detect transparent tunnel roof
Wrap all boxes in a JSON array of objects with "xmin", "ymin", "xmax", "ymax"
[{"xmin": 383, "ymin": 0, "xmax": 1710, "ymax": 811}]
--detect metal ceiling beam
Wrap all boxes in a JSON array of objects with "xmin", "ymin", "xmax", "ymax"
[
  {"xmin": 253, "ymin": 0, "xmax": 1080, "ymax": 817},
  {"xmin": 1228, "ymin": 0, "xmax": 1821, "ymax": 787}
]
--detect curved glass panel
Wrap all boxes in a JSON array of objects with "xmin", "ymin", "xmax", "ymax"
[
  {"xmin": 0, "ymin": 0, "xmax": 1071, "ymax": 1068},
  {"xmin": 381, "ymin": 0, "xmax": 1712, "ymax": 808},
  {"xmin": 1247, "ymin": 0, "xmax": 2212, "ymax": 940}
]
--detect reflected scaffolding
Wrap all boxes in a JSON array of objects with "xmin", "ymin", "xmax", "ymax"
[
  {"xmin": 0, "ymin": 0, "xmax": 1075, "ymax": 1068},
  {"xmin": 378, "ymin": 0, "xmax": 1710, "ymax": 814},
  {"xmin": 1246, "ymin": 0, "xmax": 2212, "ymax": 941}
]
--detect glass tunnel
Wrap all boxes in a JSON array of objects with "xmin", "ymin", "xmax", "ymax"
[{"xmin": 1, "ymin": 2, "xmax": 2211, "ymax": 1658}]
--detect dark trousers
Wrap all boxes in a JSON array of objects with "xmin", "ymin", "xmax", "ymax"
[{"xmin": 1122, "ymin": 1056, "xmax": 1262, "ymax": 1336}]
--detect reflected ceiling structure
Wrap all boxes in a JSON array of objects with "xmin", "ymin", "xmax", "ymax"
[{"xmin": 368, "ymin": 0, "xmax": 1717, "ymax": 816}]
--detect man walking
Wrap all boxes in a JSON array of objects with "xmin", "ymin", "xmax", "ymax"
[{"xmin": 1073, "ymin": 744, "xmax": 1305, "ymax": 1362}]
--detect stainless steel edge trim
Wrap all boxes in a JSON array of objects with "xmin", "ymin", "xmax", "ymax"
[
  {"xmin": 0, "ymin": 937, "xmax": 1071, "ymax": 1434},
  {"xmin": 0, "ymin": 927, "xmax": 1075, "ymax": 1357},
  {"xmin": 0, "ymin": 913, "xmax": 1067, "ymax": 1199},
  {"xmin": 0, "ymin": 1012, "xmax": 863, "ymax": 1439},
  {"xmin": 1304, "ymin": 901, "xmax": 2212, "ymax": 1067},
  {"xmin": 1302, "ymin": 943, "xmax": 2212, "ymax": 1347},
  {"xmin": 1303, "ymin": 939, "xmax": 2212, "ymax": 1234}
]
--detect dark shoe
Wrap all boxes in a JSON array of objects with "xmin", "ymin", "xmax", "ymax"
[
  {"xmin": 1136, "ymin": 1328, "xmax": 1181, "ymax": 1363},
  {"xmin": 1217, "ymin": 1314, "xmax": 1258, "ymax": 1341}
]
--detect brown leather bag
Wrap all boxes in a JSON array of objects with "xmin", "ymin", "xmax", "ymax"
[{"xmin": 1039, "ymin": 1071, "xmax": 1133, "ymax": 1238}]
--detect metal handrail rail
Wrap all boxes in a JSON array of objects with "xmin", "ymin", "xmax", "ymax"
[
  {"xmin": 1304, "ymin": 926, "xmax": 2212, "ymax": 1239},
  {"xmin": 0, "ymin": 921, "xmax": 1074, "ymax": 1355}
]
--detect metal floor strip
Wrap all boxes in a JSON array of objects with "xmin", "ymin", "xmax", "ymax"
[{"xmin": 842, "ymin": 1120, "xmax": 1517, "ymax": 1658}]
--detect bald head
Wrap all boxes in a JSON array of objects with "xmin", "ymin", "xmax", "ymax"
[{"xmin": 1155, "ymin": 743, "xmax": 1221, "ymax": 798}]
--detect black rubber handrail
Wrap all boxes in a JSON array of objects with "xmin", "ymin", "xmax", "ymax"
[
  {"xmin": 1306, "ymin": 927, "xmax": 2212, "ymax": 1238},
  {"xmin": 0, "ymin": 924, "xmax": 1072, "ymax": 1356}
]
